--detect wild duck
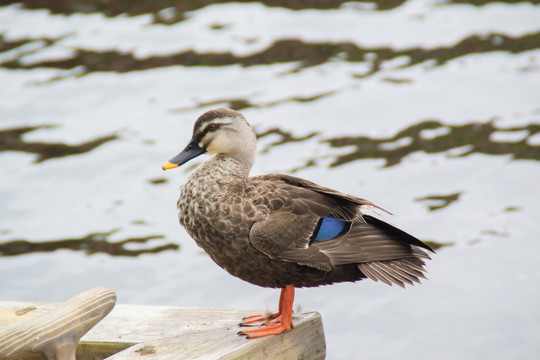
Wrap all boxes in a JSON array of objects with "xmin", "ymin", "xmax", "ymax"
[{"xmin": 162, "ymin": 108, "xmax": 433, "ymax": 338}]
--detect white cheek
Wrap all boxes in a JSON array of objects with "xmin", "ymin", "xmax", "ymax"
[{"xmin": 206, "ymin": 135, "xmax": 232, "ymax": 154}]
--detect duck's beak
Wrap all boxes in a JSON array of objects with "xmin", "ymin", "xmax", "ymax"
[{"xmin": 162, "ymin": 138, "xmax": 206, "ymax": 170}]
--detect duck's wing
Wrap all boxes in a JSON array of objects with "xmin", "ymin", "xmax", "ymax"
[
  {"xmin": 255, "ymin": 174, "xmax": 391, "ymax": 217},
  {"xmin": 248, "ymin": 174, "xmax": 433, "ymax": 286},
  {"xmin": 312, "ymin": 215, "xmax": 433, "ymax": 286},
  {"xmin": 248, "ymin": 174, "xmax": 339, "ymax": 271}
]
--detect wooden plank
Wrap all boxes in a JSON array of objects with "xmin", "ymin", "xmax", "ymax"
[
  {"xmin": 103, "ymin": 308, "xmax": 325, "ymax": 360},
  {"xmin": 0, "ymin": 301, "xmax": 326, "ymax": 360},
  {"xmin": 0, "ymin": 287, "xmax": 116, "ymax": 360}
]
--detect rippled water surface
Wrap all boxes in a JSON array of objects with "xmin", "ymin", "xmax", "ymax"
[{"xmin": 1, "ymin": 1, "xmax": 539, "ymax": 359}]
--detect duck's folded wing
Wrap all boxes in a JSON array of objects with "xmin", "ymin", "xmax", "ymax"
[
  {"xmin": 248, "ymin": 183, "xmax": 340, "ymax": 272},
  {"xmin": 248, "ymin": 174, "xmax": 433, "ymax": 285},
  {"xmin": 253, "ymin": 174, "xmax": 391, "ymax": 216},
  {"xmin": 313, "ymin": 215, "xmax": 433, "ymax": 286},
  {"xmin": 314, "ymin": 215, "xmax": 432, "ymax": 265},
  {"xmin": 249, "ymin": 211, "xmax": 337, "ymax": 271},
  {"xmin": 250, "ymin": 210, "xmax": 433, "ymax": 285}
]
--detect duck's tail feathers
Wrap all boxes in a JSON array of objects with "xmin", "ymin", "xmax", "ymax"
[{"xmin": 357, "ymin": 256, "xmax": 428, "ymax": 288}]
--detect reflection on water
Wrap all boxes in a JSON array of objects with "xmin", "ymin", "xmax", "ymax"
[
  {"xmin": 5, "ymin": 0, "xmax": 539, "ymax": 24},
  {"xmin": 170, "ymin": 90, "xmax": 340, "ymax": 113},
  {"xmin": 415, "ymin": 192, "xmax": 462, "ymax": 212},
  {"xmin": 257, "ymin": 127, "xmax": 319, "ymax": 153},
  {"xmin": 3, "ymin": 32, "xmax": 540, "ymax": 77},
  {"xmin": 0, "ymin": 125, "xmax": 118, "ymax": 162},
  {"xmin": 0, "ymin": 230, "xmax": 178, "ymax": 257},
  {"xmin": 323, "ymin": 120, "xmax": 540, "ymax": 167},
  {"xmin": 451, "ymin": 0, "xmax": 540, "ymax": 5},
  {"xmin": 1, "ymin": 0, "xmax": 409, "ymax": 24},
  {"xmin": 147, "ymin": 177, "xmax": 168, "ymax": 185},
  {"xmin": 422, "ymin": 239, "xmax": 453, "ymax": 251}
]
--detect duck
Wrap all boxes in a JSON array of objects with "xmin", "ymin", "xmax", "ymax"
[{"xmin": 162, "ymin": 108, "xmax": 433, "ymax": 339}]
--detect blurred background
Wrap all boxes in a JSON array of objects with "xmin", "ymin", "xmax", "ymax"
[{"xmin": 1, "ymin": 1, "xmax": 539, "ymax": 359}]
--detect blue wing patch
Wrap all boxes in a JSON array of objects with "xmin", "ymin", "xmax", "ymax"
[{"xmin": 312, "ymin": 216, "xmax": 351, "ymax": 242}]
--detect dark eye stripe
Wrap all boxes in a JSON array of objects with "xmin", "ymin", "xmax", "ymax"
[
  {"xmin": 197, "ymin": 122, "xmax": 222, "ymax": 141},
  {"xmin": 204, "ymin": 122, "xmax": 219, "ymax": 133}
]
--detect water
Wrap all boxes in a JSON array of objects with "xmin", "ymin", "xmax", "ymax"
[{"xmin": 1, "ymin": 1, "xmax": 540, "ymax": 359}]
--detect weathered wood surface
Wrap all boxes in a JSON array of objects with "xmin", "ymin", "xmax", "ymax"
[
  {"xmin": 0, "ymin": 300, "xmax": 326, "ymax": 360},
  {"xmin": 0, "ymin": 287, "xmax": 116, "ymax": 360}
]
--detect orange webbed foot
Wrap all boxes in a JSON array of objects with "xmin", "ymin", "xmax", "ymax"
[
  {"xmin": 238, "ymin": 312, "xmax": 294, "ymax": 338},
  {"xmin": 238, "ymin": 321, "xmax": 293, "ymax": 338},
  {"xmin": 240, "ymin": 312, "xmax": 279, "ymax": 326},
  {"xmin": 237, "ymin": 285, "xmax": 295, "ymax": 339}
]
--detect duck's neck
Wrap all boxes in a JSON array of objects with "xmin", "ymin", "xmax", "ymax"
[
  {"xmin": 226, "ymin": 135, "xmax": 257, "ymax": 173},
  {"xmin": 198, "ymin": 154, "xmax": 252, "ymax": 182}
]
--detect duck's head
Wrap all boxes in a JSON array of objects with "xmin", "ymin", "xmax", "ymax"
[{"xmin": 162, "ymin": 108, "xmax": 257, "ymax": 171}]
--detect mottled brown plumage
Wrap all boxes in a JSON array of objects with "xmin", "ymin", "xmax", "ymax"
[{"xmin": 163, "ymin": 108, "xmax": 434, "ymax": 337}]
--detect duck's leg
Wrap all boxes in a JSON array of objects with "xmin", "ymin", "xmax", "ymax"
[
  {"xmin": 238, "ymin": 285, "xmax": 295, "ymax": 338},
  {"xmin": 240, "ymin": 285, "xmax": 288, "ymax": 325}
]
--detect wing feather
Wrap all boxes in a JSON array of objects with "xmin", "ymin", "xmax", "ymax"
[{"xmin": 357, "ymin": 258, "xmax": 428, "ymax": 287}]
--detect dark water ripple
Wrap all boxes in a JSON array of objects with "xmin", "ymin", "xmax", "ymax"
[
  {"xmin": 324, "ymin": 120, "xmax": 540, "ymax": 167},
  {"xmin": 415, "ymin": 192, "xmax": 462, "ymax": 212},
  {"xmin": 1, "ymin": 0, "xmax": 407, "ymax": 25},
  {"xmin": 169, "ymin": 90, "xmax": 340, "ymax": 113},
  {"xmin": 2, "ymin": 31, "xmax": 539, "ymax": 76},
  {"xmin": 3, "ymin": 1, "xmax": 539, "ymax": 25},
  {"xmin": 0, "ymin": 230, "xmax": 178, "ymax": 257},
  {"xmin": 449, "ymin": 0, "xmax": 540, "ymax": 5},
  {"xmin": 257, "ymin": 127, "xmax": 319, "ymax": 152},
  {"xmin": 0, "ymin": 125, "xmax": 118, "ymax": 162}
]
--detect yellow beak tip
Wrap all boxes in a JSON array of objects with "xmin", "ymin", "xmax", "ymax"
[{"xmin": 162, "ymin": 161, "xmax": 179, "ymax": 170}]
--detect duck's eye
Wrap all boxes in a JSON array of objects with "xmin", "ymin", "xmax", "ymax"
[{"xmin": 207, "ymin": 123, "xmax": 218, "ymax": 131}]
